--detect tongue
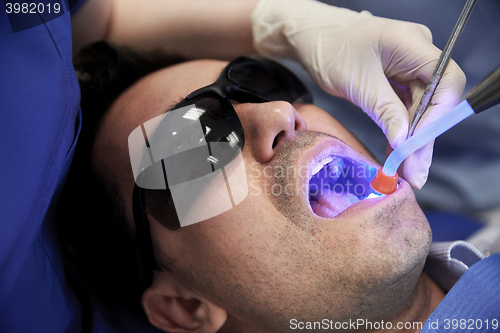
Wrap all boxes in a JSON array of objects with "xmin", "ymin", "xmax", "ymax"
[{"xmin": 310, "ymin": 188, "xmax": 360, "ymax": 218}]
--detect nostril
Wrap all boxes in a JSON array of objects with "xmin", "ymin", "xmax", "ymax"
[
  {"xmin": 295, "ymin": 116, "xmax": 306, "ymax": 131},
  {"xmin": 272, "ymin": 130, "xmax": 284, "ymax": 149}
]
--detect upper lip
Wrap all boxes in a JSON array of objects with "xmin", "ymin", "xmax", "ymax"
[{"xmin": 299, "ymin": 136, "xmax": 379, "ymax": 184}]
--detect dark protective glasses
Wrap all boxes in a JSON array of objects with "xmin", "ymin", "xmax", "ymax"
[{"xmin": 129, "ymin": 55, "xmax": 312, "ymax": 285}]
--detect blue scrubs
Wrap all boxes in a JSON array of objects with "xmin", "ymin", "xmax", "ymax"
[{"xmin": 1, "ymin": 2, "xmax": 85, "ymax": 332}]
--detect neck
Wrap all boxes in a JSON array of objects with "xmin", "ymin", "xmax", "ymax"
[
  {"xmin": 221, "ymin": 273, "xmax": 445, "ymax": 333},
  {"xmin": 367, "ymin": 272, "xmax": 444, "ymax": 333}
]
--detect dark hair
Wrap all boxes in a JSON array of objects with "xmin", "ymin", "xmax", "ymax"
[{"xmin": 56, "ymin": 42, "xmax": 185, "ymax": 320}]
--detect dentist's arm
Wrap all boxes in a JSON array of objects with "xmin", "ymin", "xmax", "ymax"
[{"xmin": 71, "ymin": 0, "xmax": 258, "ymax": 60}]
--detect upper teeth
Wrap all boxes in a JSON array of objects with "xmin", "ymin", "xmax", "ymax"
[{"xmin": 311, "ymin": 156, "xmax": 339, "ymax": 178}]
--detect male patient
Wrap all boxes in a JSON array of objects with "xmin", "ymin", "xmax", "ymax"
[{"xmin": 59, "ymin": 43, "xmax": 493, "ymax": 333}]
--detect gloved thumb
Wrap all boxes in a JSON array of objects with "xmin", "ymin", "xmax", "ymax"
[{"xmin": 399, "ymin": 140, "xmax": 434, "ymax": 190}]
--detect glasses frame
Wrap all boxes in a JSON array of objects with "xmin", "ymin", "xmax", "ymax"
[{"xmin": 132, "ymin": 55, "xmax": 312, "ymax": 288}]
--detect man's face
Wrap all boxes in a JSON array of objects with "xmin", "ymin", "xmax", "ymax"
[{"xmin": 96, "ymin": 59, "xmax": 432, "ymax": 332}]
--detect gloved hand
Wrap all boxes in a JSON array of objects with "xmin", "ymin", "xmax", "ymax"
[{"xmin": 251, "ymin": 0, "xmax": 466, "ymax": 189}]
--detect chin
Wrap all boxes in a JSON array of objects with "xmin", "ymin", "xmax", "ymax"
[{"xmin": 370, "ymin": 190, "xmax": 432, "ymax": 285}]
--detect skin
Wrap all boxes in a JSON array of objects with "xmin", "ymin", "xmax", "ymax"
[
  {"xmin": 93, "ymin": 60, "xmax": 445, "ymax": 333},
  {"xmin": 72, "ymin": 0, "xmax": 257, "ymax": 58}
]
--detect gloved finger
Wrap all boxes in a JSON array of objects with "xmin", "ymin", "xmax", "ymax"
[
  {"xmin": 389, "ymin": 79, "xmax": 413, "ymax": 110},
  {"xmin": 400, "ymin": 139, "xmax": 434, "ymax": 190},
  {"xmin": 363, "ymin": 67, "xmax": 411, "ymax": 149},
  {"xmin": 382, "ymin": 28, "xmax": 439, "ymax": 84},
  {"xmin": 386, "ymin": 33, "xmax": 465, "ymax": 103},
  {"xmin": 411, "ymin": 59, "xmax": 466, "ymax": 133},
  {"xmin": 387, "ymin": 37, "xmax": 466, "ymax": 121},
  {"xmin": 407, "ymin": 78, "xmax": 427, "ymax": 120}
]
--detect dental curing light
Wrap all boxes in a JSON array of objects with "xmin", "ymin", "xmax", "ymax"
[{"xmin": 371, "ymin": 64, "xmax": 500, "ymax": 195}]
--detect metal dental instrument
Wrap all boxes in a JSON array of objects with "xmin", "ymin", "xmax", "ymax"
[{"xmin": 407, "ymin": 0, "xmax": 477, "ymax": 138}]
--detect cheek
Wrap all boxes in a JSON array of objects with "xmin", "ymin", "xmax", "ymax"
[{"xmin": 157, "ymin": 181, "xmax": 287, "ymax": 275}]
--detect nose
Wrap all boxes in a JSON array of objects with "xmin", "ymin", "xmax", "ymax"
[{"xmin": 235, "ymin": 101, "xmax": 307, "ymax": 163}]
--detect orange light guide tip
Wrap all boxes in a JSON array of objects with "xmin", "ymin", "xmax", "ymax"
[{"xmin": 370, "ymin": 169, "xmax": 398, "ymax": 195}]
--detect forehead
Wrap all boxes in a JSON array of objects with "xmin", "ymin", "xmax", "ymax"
[
  {"xmin": 98, "ymin": 59, "xmax": 230, "ymax": 160},
  {"xmin": 124, "ymin": 59, "xmax": 229, "ymax": 125}
]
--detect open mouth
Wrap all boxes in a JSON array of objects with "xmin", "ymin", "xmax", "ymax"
[{"xmin": 308, "ymin": 155, "xmax": 382, "ymax": 218}]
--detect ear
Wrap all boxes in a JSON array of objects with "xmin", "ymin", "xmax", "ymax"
[{"xmin": 142, "ymin": 272, "xmax": 227, "ymax": 333}]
